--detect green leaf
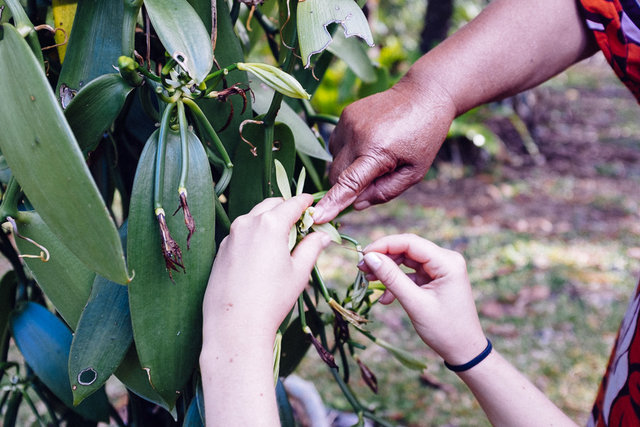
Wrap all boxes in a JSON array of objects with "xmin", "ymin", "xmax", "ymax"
[
  {"xmin": 194, "ymin": 0, "xmax": 252, "ymax": 156},
  {"xmin": 128, "ymin": 128, "xmax": 216, "ymax": 409},
  {"xmin": 56, "ymin": 0, "xmax": 124, "ymax": 98},
  {"xmin": 251, "ymin": 84, "xmax": 332, "ymax": 162},
  {"xmin": 228, "ymin": 122, "xmax": 296, "ymax": 220},
  {"xmin": 327, "ymin": 30, "xmax": 376, "ymax": 83},
  {"xmin": 276, "ymin": 379, "xmax": 295, "ymax": 427},
  {"xmin": 14, "ymin": 211, "xmax": 95, "ymax": 330},
  {"xmin": 297, "ymin": 0, "xmax": 374, "ymax": 67},
  {"xmin": 69, "ymin": 275, "xmax": 133, "ymax": 405},
  {"xmin": 279, "ymin": 316, "xmax": 311, "ymax": 378},
  {"xmin": 64, "ymin": 74, "xmax": 136, "ymax": 154},
  {"xmin": 10, "ymin": 302, "xmax": 111, "ymax": 422},
  {"xmin": 114, "ymin": 345, "xmax": 174, "ymax": 414},
  {"xmin": 0, "ymin": 271, "xmax": 17, "ymax": 359},
  {"xmin": 0, "ymin": 24, "xmax": 130, "ymax": 284},
  {"xmin": 144, "ymin": 0, "xmax": 213, "ymax": 84},
  {"xmin": 183, "ymin": 397, "xmax": 204, "ymax": 427}
]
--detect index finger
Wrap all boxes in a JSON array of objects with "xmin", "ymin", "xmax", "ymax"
[
  {"xmin": 363, "ymin": 234, "xmax": 464, "ymax": 279},
  {"xmin": 313, "ymin": 155, "xmax": 392, "ymax": 223}
]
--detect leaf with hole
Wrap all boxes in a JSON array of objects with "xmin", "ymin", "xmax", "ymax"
[
  {"xmin": 144, "ymin": 0, "xmax": 213, "ymax": 84},
  {"xmin": 10, "ymin": 302, "xmax": 110, "ymax": 422},
  {"xmin": 297, "ymin": 0, "xmax": 374, "ymax": 67}
]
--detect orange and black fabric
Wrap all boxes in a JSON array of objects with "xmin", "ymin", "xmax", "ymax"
[
  {"xmin": 579, "ymin": 0, "xmax": 640, "ymax": 102},
  {"xmin": 578, "ymin": 1, "xmax": 640, "ymax": 425}
]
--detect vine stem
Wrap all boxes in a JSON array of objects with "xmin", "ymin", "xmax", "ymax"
[{"xmin": 154, "ymin": 102, "xmax": 177, "ymax": 211}]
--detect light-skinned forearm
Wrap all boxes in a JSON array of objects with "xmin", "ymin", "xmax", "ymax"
[
  {"xmin": 399, "ymin": 0, "xmax": 599, "ymax": 116},
  {"xmin": 200, "ymin": 327, "xmax": 280, "ymax": 427},
  {"xmin": 456, "ymin": 350, "xmax": 578, "ymax": 426}
]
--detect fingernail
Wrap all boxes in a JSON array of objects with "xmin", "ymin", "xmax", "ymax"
[
  {"xmin": 354, "ymin": 201, "xmax": 370, "ymax": 210},
  {"xmin": 364, "ymin": 252, "xmax": 381, "ymax": 269},
  {"xmin": 311, "ymin": 206, "xmax": 324, "ymax": 222}
]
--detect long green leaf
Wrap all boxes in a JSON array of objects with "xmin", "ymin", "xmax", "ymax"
[
  {"xmin": 56, "ymin": 0, "xmax": 124, "ymax": 98},
  {"xmin": 14, "ymin": 211, "xmax": 95, "ymax": 330},
  {"xmin": 114, "ymin": 345, "xmax": 174, "ymax": 414},
  {"xmin": 144, "ymin": 0, "xmax": 213, "ymax": 84},
  {"xmin": 69, "ymin": 275, "xmax": 133, "ymax": 405},
  {"xmin": 128, "ymin": 128, "xmax": 215, "ymax": 408},
  {"xmin": 327, "ymin": 30, "xmax": 376, "ymax": 83},
  {"xmin": 251, "ymin": 84, "xmax": 332, "ymax": 162},
  {"xmin": 64, "ymin": 74, "xmax": 136, "ymax": 154},
  {"xmin": 0, "ymin": 24, "xmax": 130, "ymax": 284},
  {"xmin": 10, "ymin": 302, "xmax": 110, "ymax": 422},
  {"xmin": 297, "ymin": 0, "xmax": 374, "ymax": 67}
]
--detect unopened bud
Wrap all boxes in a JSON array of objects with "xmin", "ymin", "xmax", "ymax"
[{"xmin": 237, "ymin": 62, "xmax": 311, "ymax": 100}]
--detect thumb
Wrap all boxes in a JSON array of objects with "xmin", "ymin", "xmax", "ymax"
[
  {"xmin": 363, "ymin": 252, "xmax": 421, "ymax": 308},
  {"xmin": 291, "ymin": 232, "xmax": 332, "ymax": 282}
]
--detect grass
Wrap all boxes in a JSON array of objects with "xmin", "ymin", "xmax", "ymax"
[{"xmin": 299, "ymin": 195, "xmax": 639, "ymax": 426}]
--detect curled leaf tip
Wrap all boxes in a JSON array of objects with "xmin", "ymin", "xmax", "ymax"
[{"xmin": 156, "ymin": 210, "xmax": 185, "ymax": 280}]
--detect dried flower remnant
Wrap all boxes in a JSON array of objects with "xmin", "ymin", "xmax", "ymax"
[
  {"xmin": 356, "ymin": 357, "xmax": 378, "ymax": 394},
  {"xmin": 328, "ymin": 298, "xmax": 368, "ymax": 328},
  {"xmin": 156, "ymin": 208, "xmax": 185, "ymax": 280},
  {"xmin": 173, "ymin": 188, "xmax": 195, "ymax": 249},
  {"xmin": 304, "ymin": 326, "xmax": 338, "ymax": 369}
]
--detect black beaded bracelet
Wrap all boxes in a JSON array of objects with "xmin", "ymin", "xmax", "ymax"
[{"xmin": 444, "ymin": 339, "xmax": 493, "ymax": 372}]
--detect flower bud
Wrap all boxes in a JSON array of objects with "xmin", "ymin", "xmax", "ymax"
[{"xmin": 237, "ymin": 62, "xmax": 311, "ymax": 100}]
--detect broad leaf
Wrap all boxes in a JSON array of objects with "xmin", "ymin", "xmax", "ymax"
[
  {"xmin": 183, "ymin": 397, "xmax": 204, "ymax": 427},
  {"xmin": 65, "ymin": 74, "xmax": 136, "ymax": 154},
  {"xmin": 0, "ymin": 24, "xmax": 130, "ymax": 284},
  {"xmin": 297, "ymin": 0, "xmax": 374, "ymax": 67},
  {"xmin": 115, "ymin": 345, "xmax": 174, "ymax": 414},
  {"xmin": 144, "ymin": 0, "xmax": 213, "ymax": 84},
  {"xmin": 10, "ymin": 302, "xmax": 110, "ymax": 422},
  {"xmin": 128, "ymin": 128, "xmax": 215, "ymax": 408},
  {"xmin": 14, "ymin": 211, "xmax": 95, "ymax": 329},
  {"xmin": 327, "ymin": 30, "xmax": 376, "ymax": 83},
  {"xmin": 51, "ymin": 0, "xmax": 78, "ymax": 62},
  {"xmin": 228, "ymin": 122, "xmax": 296, "ymax": 219},
  {"xmin": 56, "ymin": 0, "xmax": 124, "ymax": 98},
  {"xmin": 69, "ymin": 275, "xmax": 133, "ymax": 405},
  {"xmin": 251, "ymin": 84, "xmax": 332, "ymax": 162}
]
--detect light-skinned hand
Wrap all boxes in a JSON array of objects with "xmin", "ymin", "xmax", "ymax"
[
  {"xmin": 202, "ymin": 194, "xmax": 332, "ymax": 344},
  {"xmin": 360, "ymin": 234, "xmax": 487, "ymax": 365}
]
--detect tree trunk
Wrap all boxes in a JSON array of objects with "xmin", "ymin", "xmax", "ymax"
[{"xmin": 420, "ymin": 0, "xmax": 454, "ymax": 53}]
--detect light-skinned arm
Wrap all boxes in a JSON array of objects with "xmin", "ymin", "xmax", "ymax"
[
  {"xmin": 360, "ymin": 234, "xmax": 578, "ymax": 427},
  {"xmin": 199, "ymin": 195, "xmax": 331, "ymax": 427},
  {"xmin": 313, "ymin": 0, "xmax": 599, "ymax": 223}
]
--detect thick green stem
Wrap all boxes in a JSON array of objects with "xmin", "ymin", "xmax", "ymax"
[
  {"xmin": 214, "ymin": 197, "xmax": 230, "ymax": 234},
  {"xmin": 154, "ymin": 103, "xmax": 177, "ymax": 211},
  {"xmin": 311, "ymin": 265, "xmax": 331, "ymax": 302},
  {"xmin": 182, "ymin": 98, "xmax": 233, "ymax": 167},
  {"xmin": 122, "ymin": 0, "xmax": 143, "ymax": 57},
  {"xmin": 176, "ymin": 101, "xmax": 189, "ymax": 192}
]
